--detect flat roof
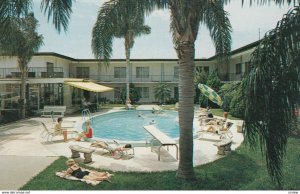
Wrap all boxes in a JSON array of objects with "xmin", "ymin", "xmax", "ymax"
[{"xmin": 26, "ymin": 40, "xmax": 260, "ymax": 62}]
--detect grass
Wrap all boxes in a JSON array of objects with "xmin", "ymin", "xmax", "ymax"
[{"xmin": 21, "ymin": 137, "xmax": 300, "ymax": 190}]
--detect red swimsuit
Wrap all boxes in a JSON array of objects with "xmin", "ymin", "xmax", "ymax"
[{"xmin": 85, "ymin": 126, "xmax": 93, "ymax": 138}]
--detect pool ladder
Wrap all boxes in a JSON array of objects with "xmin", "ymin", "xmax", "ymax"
[{"xmin": 82, "ymin": 109, "xmax": 93, "ymax": 122}]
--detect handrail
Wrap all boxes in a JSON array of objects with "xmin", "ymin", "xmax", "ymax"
[{"xmin": 82, "ymin": 109, "xmax": 93, "ymax": 122}]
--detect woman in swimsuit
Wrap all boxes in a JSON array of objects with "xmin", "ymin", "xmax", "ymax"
[
  {"xmin": 63, "ymin": 159, "xmax": 112, "ymax": 181},
  {"xmin": 75, "ymin": 120, "xmax": 93, "ymax": 141}
]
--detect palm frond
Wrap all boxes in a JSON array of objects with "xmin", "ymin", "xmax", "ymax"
[
  {"xmin": 40, "ymin": 0, "xmax": 73, "ymax": 33},
  {"xmin": 0, "ymin": 0, "xmax": 32, "ymax": 38},
  {"xmin": 243, "ymin": 5, "xmax": 300, "ymax": 187},
  {"xmin": 203, "ymin": 0, "xmax": 232, "ymax": 63},
  {"xmin": 92, "ymin": 0, "xmax": 152, "ymax": 64},
  {"xmin": 224, "ymin": 0, "xmax": 300, "ymax": 6}
]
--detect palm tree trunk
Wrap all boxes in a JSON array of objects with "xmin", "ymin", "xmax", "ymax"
[
  {"xmin": 125, "ymin": 39, "xmax": 130, "ymax": 105},
  {"xmin": 19, "ymin": 63, "xmax": 27, "ymax": 119},
  {"xmin": 176, "ymin": 41, "xmax": 196, "ymax": 180}
]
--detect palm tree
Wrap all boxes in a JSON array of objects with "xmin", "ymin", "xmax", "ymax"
[
  {"xmin": 91, "ymin": 0, "xmax": 151, "ymax": 105},
  {"xmin": 242, "ymin": 5, "xmax": 300, "ymax": 187},
  {"xmin": 138, "ymin": 0, "xmax": 232, "ymax": 180},
  {"xmin": 0, "ymin": 0, "xmax": 73, "ymax": 39},
  {"xmin": 154, "ymin": 83, "xmax": 172, "ymax": 104},
  {"xmin": 0, "ymin": 13, "xmax": 43, "ymax": 119}
]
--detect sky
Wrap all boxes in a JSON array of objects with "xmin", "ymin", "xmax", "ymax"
[{"xmin": 32, "ymin": 0, "xmax": 295, "ymax": 59}]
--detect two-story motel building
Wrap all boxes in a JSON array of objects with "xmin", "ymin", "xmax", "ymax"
[{"xmin": 0, "ymin": 41, "xmax": 258, "ymax": 114}]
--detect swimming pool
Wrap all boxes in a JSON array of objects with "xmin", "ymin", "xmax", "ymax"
[{"xmin": 84, "ymin": 110, "xmax": 180, "ymax": 142}]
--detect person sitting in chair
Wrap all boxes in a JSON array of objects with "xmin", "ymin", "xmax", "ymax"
[{"xmin": 54, "ymin": 117, "xmax": 67, "ymax": 135}]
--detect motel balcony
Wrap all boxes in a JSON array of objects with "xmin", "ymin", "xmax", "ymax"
[
  {"xmin": 70, "ymin": 74, "xmax": 180, "ymax": 83},
  {"xmin": 0, "ymin": 67, "xmax": 65, "ymax": 79}
]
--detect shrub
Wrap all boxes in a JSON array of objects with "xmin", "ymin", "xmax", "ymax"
[
  {"xmin": 219, "ymin": 83, "xmax": 239, "ymax": 112},
  {"xmin": 229, "ymin": 84, "xmax": 245, "ymax": 119},
  {"xmin": 120, "ymin": 83, "xmax": 141, "ymax": 104}
]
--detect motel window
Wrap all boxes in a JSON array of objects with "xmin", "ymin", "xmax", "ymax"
[
  {"xmin": 76, "ymin": 67, "xmax": 90, "ymax": 78},
  {"xmin": 174, "ymin": 66, "xmax": 179, "ymax": 78},
  {"xmin": 136, "ymin": 67, "xmax": 149, "ymax": 78},
  {"xmin": 46, "ymin": 62, "xmax": 54, "ymax": 73},
  {"xmin": 137, "ymin": 87, "xmax": 149, "ymax": 98},
  {"xmin": 114, "ymin": 67, "xmax": 126, "ymax": 78},
  {"xmin": 235, "ymin": 63, "xmax": 242, "ymax": 74}
]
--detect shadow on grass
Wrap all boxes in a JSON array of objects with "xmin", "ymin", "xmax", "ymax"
[{"xmin": 194, "ymin": 152, "xmax": 258, "ymax": 190}]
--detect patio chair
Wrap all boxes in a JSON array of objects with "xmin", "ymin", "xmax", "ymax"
[
  {"xmin": 40, "ymin": 122, "xmax": 63, "ymax": 142},
  {"xmin": 90, "ymin": 140, "xmax": 134, "ymax": 158}
]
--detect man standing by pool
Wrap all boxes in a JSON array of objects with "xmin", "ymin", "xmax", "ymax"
[{"xmin": 75, "ymin": 120, "xmax": 93, "ymax": 141}]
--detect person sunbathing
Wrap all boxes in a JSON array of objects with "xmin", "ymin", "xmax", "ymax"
[
  {"xmin": 63, "ymin": 159, "xmax": 112, "ymax": 182},
  {"xmin": 91, "ymin": 141, "xmax": 132, "ymax": 156},
  {"xmin": 206, "ymin": 122, "xmax": 233, "ymax": 133}
]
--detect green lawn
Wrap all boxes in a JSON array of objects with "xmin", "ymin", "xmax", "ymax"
[{"xmin": 21, "ymin": 138, "xmax": 300, "ymax": 190}]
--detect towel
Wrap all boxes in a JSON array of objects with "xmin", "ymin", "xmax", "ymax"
[{"xmin": 55, "ymin": 169, "xmax": 113, "ymax": 186}]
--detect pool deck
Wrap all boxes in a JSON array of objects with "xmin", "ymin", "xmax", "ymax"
[{"xmin": 0, "ymin": 108, "xmax": 244, "ymax": 190}]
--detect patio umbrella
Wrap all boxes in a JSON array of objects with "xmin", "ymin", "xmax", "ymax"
[{"xmin": 198, "ymin": 83, "xmax": 223, "ymax": 106}]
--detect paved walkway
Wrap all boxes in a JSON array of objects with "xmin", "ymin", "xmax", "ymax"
[{"xmin": 0, "ymin": 109, "xmax": 244, "ymax": 190}]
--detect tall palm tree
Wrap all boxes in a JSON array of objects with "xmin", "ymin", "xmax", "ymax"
[
  {"xmin": 0, "ymin": 13, "xmax": 43, "ymax": 119},
  {"xmin": 92, "ymin": 0, "xmax": 151, "ymax": 105},
  {"xmin": 137, "ymin": 0, "xmax": 232, "ymax": 180},
  {"xmin": 242, "ymin": 5, "xmax": 300, "ymax": 187}
]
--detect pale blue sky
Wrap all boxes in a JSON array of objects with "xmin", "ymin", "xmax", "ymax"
[{"xmin": 32, "ymin": 0, "xmax": 294, "ymax": 59}]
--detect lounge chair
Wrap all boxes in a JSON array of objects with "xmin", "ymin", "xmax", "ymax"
[
  {"xmin": 196, "ymin": 121, "xmax": 233, "ymax": 140},
  {"xmin": 40, "ymin": 122, "xmax": 64, "ymax": 142},
  {"xmin": 40, "ymin": 122, "xmax": 77, "ymax": 142},
  {"xmin": 90, "ymin": 140, "xmax": 134, "ymax": 158}
]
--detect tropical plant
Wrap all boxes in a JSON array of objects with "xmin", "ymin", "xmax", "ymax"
[
  {"xmin": 194, "ymin": 67, "xmax": 208, "ymax": 105},
  {"xmin": 243, "ymin": 5, "xmax": 300, "ymax": 187},
  {"xmin": 0, "ymin": 13, "xmax": 43, "ymax": 119},
  {"xmin": 154, "ymin": 83, "xmax": 172, "ymax": 104},
  {"xmin": 0, "ymin": 0, "xmax": 73, "ymax": 118},
  {"xmin": 91, "ymin": 0, "xmax": 151, "ymax": 105},
  {"xmin": 120, "ymin": 83, "xmax": 141, "ymax": 104},
  {"xmin": 229, "ymin": 83, "xmax": 245, "ymax": 119},
  {"xmin": 219, "ymin": 82, "xmax": 240, "ymax": 112},
  {"xmin": 206, "ymin": 71, "xmax": 222, "ymax": 92}
]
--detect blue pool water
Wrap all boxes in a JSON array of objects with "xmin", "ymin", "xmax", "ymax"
[{"xmin": 85, "ymin": 110, "xmax": 180, "ymax": 142}]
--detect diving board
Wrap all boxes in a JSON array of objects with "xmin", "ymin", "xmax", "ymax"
[{"xmin": 144, "ymin": 125, "xmax": 178, "ymax": 161}]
